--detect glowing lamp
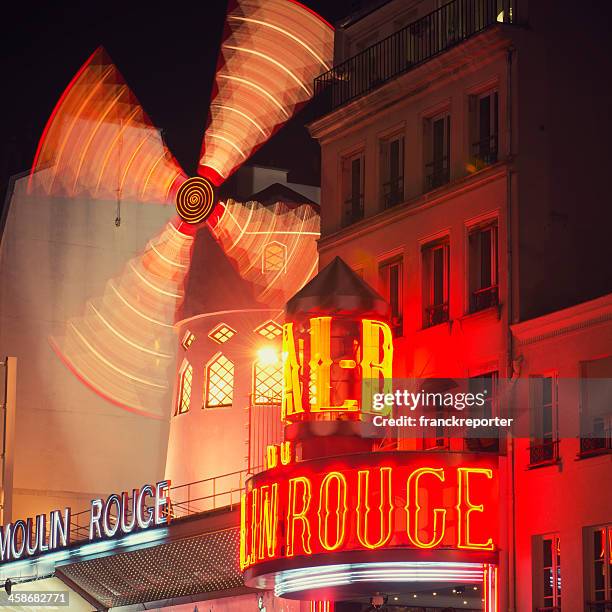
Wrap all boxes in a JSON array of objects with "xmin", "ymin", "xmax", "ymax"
[{"xmin": 258, "ymin": 346, "xmax": 280, "ymax": 366}]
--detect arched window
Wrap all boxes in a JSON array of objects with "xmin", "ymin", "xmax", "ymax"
[
  {"xmin": 205, "ymin": 353, "xmax": 234, "ymax": 408},
  {"xmin": 176, "ymin": 361, "xmax": 193, "ymax": 415},
  {"xmin": 253, "ymin": 360, "xmax": 283, "ymax": 405},
  {"xmin": 262, "ymin": 241, "xmax": 287, "ymax": 273}
]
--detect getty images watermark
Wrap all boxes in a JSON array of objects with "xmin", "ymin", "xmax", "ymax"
[
  {"xmin": 370, "ymin": 387, "xmax": 515, "ymax": 431},
  {"xmin": 364, "ymin": 377, "xmax": 612, "ymax": 439}
]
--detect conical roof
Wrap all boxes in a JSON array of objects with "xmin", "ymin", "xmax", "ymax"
[{"xmin": 285, "ymin": 256, "xmax": 389, "ymax": 317}]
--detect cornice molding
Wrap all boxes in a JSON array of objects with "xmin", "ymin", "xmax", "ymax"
[
  {"xmin": 512, "ymin": 295, "xmax": 612, "ymax": 346},
  {"xmin": 309, "ymin": 26, "xmax": 513, "ymax": 144}
]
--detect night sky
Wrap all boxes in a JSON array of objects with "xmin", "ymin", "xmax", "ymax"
[{"xmin": 0, "ymin": 0, "xmax": 358, "ymax": 205}]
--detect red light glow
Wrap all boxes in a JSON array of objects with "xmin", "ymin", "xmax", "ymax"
[{"xmin": 240, "ymin": 452, "xmax": 498, "ymax": 572}]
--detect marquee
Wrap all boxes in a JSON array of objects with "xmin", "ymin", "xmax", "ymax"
[{"xmin": 241, "ymin": 451, "xmax": 498, "ymax": 582}]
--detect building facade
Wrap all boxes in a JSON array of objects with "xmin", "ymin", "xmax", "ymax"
[{"xmin": 307, "ymin": 0, "xmax": 612, "ymax": 610}]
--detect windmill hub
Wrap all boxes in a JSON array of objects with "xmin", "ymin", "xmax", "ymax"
[{"xmin": 175, "ymin": 176, "xmax": 217, "ymax": 224}]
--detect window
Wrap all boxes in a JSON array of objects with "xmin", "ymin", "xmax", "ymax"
[
  {"xmin": 580, "ymin": 356, "xmax": 612, "ymax": 456},
  {"xmin": 468, "ymin": 222, "xmax": 499, "ymax": 312},
  {"xmin": 541, "ymin": 534, "xmax": 562, "ymax": 611},
  {"xmin": 342, "ymin": 151, "xmax": 365, "ymax": 225},
  {"xmin": 208, "ymin": 323, "xmax": 237, "ymax": 345},
  {"xmin": 422, "ymin": 398, "xmax": 449, "ymax": 450},
  {"xmin": 253, "ymin": 360, "xmax": 283, "ymax": 405},
  {"xmin": 176, "ymin": 362, "xmax": 193, "ymax": 415},
  {"xmin": 529, "ymin": 375, "xmax": 559, "ymax": 465},
  {"xmin": 424, "ymin": 112, "xmax": 450, "ymax": 191},
  {"xmin": 591, "ymin": 525, "xmax": 612, "ymax": 606},
  {"xmin": 205, "ymin": 353, "xmax": 234, "ymax": 408},
  {"xmin": 379, "ymin": 257, "xmax": 403, "ymax": 337},
  {"xmin": 470, "ymin": 90, "xmax": 498, "ymax": 167},
  {"xmin": 263, "ymin": 241, "xmax": 287, "ymax": 273},
  {"xmin": 422, "ymin": 239, "xmax": 450, "ymax": 327},
  {"xmin": 465, "ymin": 372, "xmax": 500, "ymax": 452},
  {"xmin": 255, "ymin": 320, "xmax": 283, "ymax": 340},
  {"xmin": 181, "ymin": 331, "xmax": 195, "ymax": 350},
  {"xmin": 380, "ymin": 134, "xmax": 404, "ymax": 209}
]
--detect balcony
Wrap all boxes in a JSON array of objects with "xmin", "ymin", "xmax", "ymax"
[
  {"xmin": 382, "ymin": 176, "xmax": 405, "ymax": 209},
  {"xmin": 425, "ymin": 157, "xmax": 451, "ymax": 191},
  {"xmin": 587, "ymin": 603, "xmax": 612, "ymax": 612},
  {"xmin": 425, "ymin": 302, "xmax": 449, "ymax": 327},
  {"xmin": 528, "ymin": 439, "xmax": 559, "ymax": 467},
  {"xmin": 579, "ymin": 432, "xmax": 612, "ymax": 457},
  {"xmin": 343, "ymin": 194, "xmax": 364, "ymax": 226},
  {"xmin": 313, "ymin": 0, "xmax": 516, "ymax": 115},
  {"xmin": 471, "ymin": 285, "xmax": 499, "ymax": 312},
  {"xmin": 471, "ymin": 134, "xmax": 499, "ymax": 166}
]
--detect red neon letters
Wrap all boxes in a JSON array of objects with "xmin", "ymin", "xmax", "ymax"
[{"xmin": 240, "ymin": 455, "xmax": 497, "ymax": 570}]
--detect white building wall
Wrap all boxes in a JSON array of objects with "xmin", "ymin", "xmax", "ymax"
[{"xmin": 0, "ymin": 176, "xmax": 174, "ymax": 519}]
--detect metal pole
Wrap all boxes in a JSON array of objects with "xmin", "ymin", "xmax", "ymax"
[{"xmin": 1, "ymin": 356, "xmax": 16, "ymax": 524}]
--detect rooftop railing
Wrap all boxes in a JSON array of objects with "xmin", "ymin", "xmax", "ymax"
[
  {"xmin": 68, "ymin": 468, "xmax": 254, "ymax": 544},
  {"xmin": 314, "ymin": 0, "xmax": 515, "ymax": 114}
]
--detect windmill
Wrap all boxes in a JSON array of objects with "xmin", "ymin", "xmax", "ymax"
[{"xmin": 24, "ymin": 0, "xmax": 333, "ymax": 418}]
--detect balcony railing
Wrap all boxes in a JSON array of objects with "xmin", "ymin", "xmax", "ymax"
[
  {"xmin": 529, "ymin": 439, "xmax": 559, "ymax": 466},
  {"xmin": 314, "ymin": 0, "xmax": 516, "ymax": 114},
  {"xmin": 464, "ymin": 433, "xmax": 501, "ymax": 453},
  {"xmin": 344, "ymin": 194, "xmax": 364, "ymax": 225},
  {"xmin": 471, "ymin": 134, "xmax": 499, "ymax": 165},
  {"xmin": 425, "ymin": 302, "xmax": 449, "ymax": 327},
  {"xmin": 587, "ymin": 602, "xmax": 612, "ymax": 612},
  {"xmin": 471, "ymin": 284, "xmax": 499, "ymax": 312},
  {"xmin": 580, "ymin": 432, "xmax": 612, "ymax": 457},
  {"xmin": 382, "ymin": 176, "xmax": 404, "ymax": 209},
  {"xmin": 68, "ymin": 468, "xmax": 254, "ymax": 544},
  {"xmin": 425, "ymin": 157, "xmax": 451, "ymax": 191}
]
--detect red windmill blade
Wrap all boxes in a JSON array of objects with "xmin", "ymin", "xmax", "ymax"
[{"xmin": 24, "ymin": 0, "xmax": 333, "ymax": 418}]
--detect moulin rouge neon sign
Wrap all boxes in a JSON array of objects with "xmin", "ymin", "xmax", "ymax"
[
  {"xmin": 240, "ymin": 454, "xmax": 498, "ymax": 571},
  {"xmin": 0, "ymin": 481, "xmax": 170, "ymax": 564},
  {"xmin": 281, "ymin": 316, "xmax": 393, "ymax": 420}
]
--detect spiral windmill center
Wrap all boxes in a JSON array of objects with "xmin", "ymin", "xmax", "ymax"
[{"xmin": 175, "ymin": 176, "xmax": 217, "ymax": 224}]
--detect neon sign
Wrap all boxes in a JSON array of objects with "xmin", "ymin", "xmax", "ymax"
[
  {"xmin": 281, "ymin": 317, "xmax": 393, "ymax": 421},
  {"xmin": 240, "ymin": 453, "xmax": 497, "ymax": 572},
  {"xmin": 0, "ymin": 480, "xmax": 170, "ymax": 564}
]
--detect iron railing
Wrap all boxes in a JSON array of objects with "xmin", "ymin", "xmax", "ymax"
[
  {"xmin": 314, "ymin": 0, "xmax": 516, "ymax": 114},
  {"xmin": 382, "ymin": 176, "xmax": 404, "ymax": 209},
  {"xmin": 464, "ymin": 433, "xmax": 501, "ymax": 453},
  {"xmin": 425, "ymin": 302, "xmax": 449, "ymax": 327},
  {"xmin": 343, "ymin": 194, "xmax": 364, "ymax": 226},
  {"xmin": 580, "ymin": 432, "xmax": 612, "ymax": 457},
  {"xmin": 471, "ymin": 285, "xmax": 499, "ymax": 312},
  {"xmin": 425, "ymin": 157, "xmax": 451, "ymax": 191},
  {"xmin": 529, "ymin": 439, "xmax": 559, "ymax": 466},
  {"xmin": 587, "ymin": 601, "xmax": 612, "ymax": 612},
  {"xmin": 68, "ymin": 468, "xmax": 254, "ymax": 544},
  {"xmin": 471, "ymin": 134, "xmax": 499, "ymax": 165}
]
